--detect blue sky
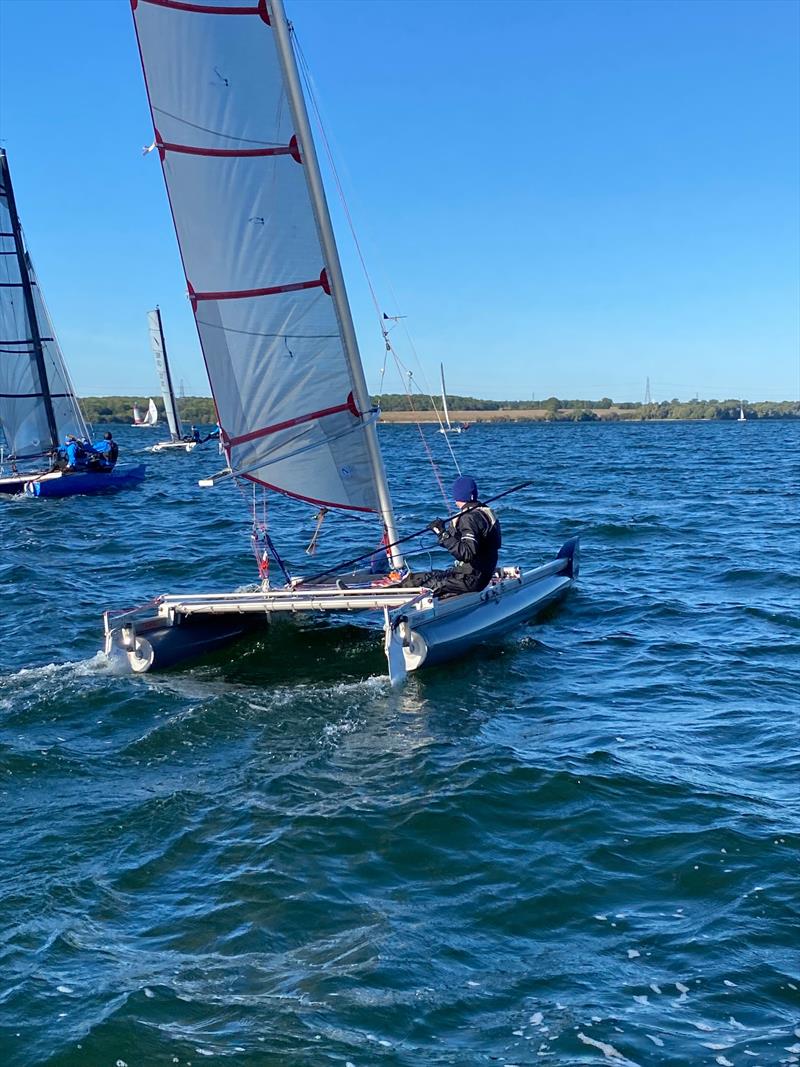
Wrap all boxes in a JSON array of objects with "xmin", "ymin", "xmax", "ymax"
[{"xmin": 0, "ymin": 0, "xmax": 797, "ymax": 402}]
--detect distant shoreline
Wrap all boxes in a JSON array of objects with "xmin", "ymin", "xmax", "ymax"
[
  {"xmin": 378, "ymin": 408, "xmax": 799, "ymax": 424},
  {"xmin": 78, "ymin": 396, "xmax": 800, "ymax": 424}
]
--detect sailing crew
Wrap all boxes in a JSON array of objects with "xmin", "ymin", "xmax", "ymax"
[
  {"xmin": 91, "ymin": 431, "xmax": 119, "ymax": 470},
  {"xmin": 58, "ymin": 434, "xmax": 89, "ymax": 471},
  {"xmin": 399, "ymin": 475, "xmax": 501, "ymax": 598}
]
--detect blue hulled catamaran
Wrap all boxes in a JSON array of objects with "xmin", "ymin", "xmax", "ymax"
[{"xmin": 0, "ymin": 149, "xmax": 145, "ymax": 497}]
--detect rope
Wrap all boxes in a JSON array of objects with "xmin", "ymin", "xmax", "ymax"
[{"xmin": 305, "ymin": 507, "xmax": 328, "ymax": 555}]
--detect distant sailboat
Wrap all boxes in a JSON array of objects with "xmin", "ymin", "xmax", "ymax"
[
  {"xmin": 132, "ymin": 397, "xmax": 158, "ymax": 427},
  {"xmin": 0, "ymin": 149, "xmax": 145, "ymax": 497},
  {"xmin": 149, "ymin": 308, "xmax": 197, "ymax": 452},
  {"xmin": 738, "ymin": 403, "xmax": 746, "ymax": 422},
  {"xmin": 438, "ymin": 363, "xmax": 463, "ymax": 434}
]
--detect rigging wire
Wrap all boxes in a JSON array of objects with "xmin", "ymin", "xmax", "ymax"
[{"xmin": 292, "ymin": 29, "xmax": 461, "ymax": 497}]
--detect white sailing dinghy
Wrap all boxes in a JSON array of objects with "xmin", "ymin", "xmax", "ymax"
[
  {"xmin": 738, "ymin": 403, "xmax": 746, "ymax": 422},
  {"xmin": 0, "ymin": 149, "xmax": 146, "ymax": 497},
  {"xmin": 438, "ymin": 363, "xmax": 463, "ymax": 434},
  {"xmin": 132, "ymin": 396, "xmax": 158, "ymax": 427},
  {"xmin": 103, "ymin": 0, "xmax": 578, "ymax": 682},
  {"xmin": 148, "ymin": 308, "xmax": 196, "ymax": 452}
]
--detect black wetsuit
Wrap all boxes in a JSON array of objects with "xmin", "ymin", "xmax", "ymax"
[{"xmin": 405, "ymin": 501, "xmax": 502, "ymax": 598}]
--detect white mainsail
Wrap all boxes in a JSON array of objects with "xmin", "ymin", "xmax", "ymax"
[
  {"xmin": 440, "ymin": 363, "xmax": 452, "ymax": 430},
  {"xmin": 0, "ymin": 149, "xmax": 88, "ymax": 460},
  {"xmin": 144, "ymin": 397, "xmax": 158, "ymax": 426},
  {"xmin": 132, "ymin": 0, "xmax": 399, "ymax": 537},
  {"xmin": 148, "ymin": 308, "xmax": 183, "ymax": 440}
]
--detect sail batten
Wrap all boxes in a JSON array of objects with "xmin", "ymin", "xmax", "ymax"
[{"xmin": 132, "ymin": 0, "xmax": 400, "ymax": 537}]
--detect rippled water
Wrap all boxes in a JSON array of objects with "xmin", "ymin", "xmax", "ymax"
[{"xmin": 1, "ymin": 421, "xmax": 799, "ymax": 1066}]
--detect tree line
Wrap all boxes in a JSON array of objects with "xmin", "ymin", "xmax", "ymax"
[{"xmin": 79, "ymin": 395, "xmax": 800, "ymax": 424}]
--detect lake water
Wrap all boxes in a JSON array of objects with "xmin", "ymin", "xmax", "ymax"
[{"xmin": 1, "ymin": 420, "xmax": 798, "ymax": 1066}]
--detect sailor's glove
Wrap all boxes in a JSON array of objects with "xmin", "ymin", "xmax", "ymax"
[{"xmin": 428, "ymin": 518, "xmax": 446, "ymax": 539}]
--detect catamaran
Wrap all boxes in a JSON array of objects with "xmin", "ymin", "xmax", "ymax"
[
  {"xmin": 438, "ymin": 363, "xmax": 464, "ymax": 434},
  {"xmin": 148, "ymin": 308, "xmax": 197, "ymax": 452},
  {"xmin": 0, "ymin": 149, "xmax": 146, "ymax": 498},
  {"xmin": 132, "ymin": 397, "xmax": 158, "ymax": 427},
  {"xmin": 103, "ymin": 0, "xmax": 578, "ymax": 682}
]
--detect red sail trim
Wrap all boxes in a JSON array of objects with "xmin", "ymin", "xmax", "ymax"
[
  {"xmin": 227, "ymin": 391, "xmax": 361, "ymax": 448},
  {"xmin": 241, "ymin": 472, "xmax": 375, "ymax": 513},
  {"xmin": 188, "ymin": 269, "xmax": 330, "ymax": 308},
  {"xmin": 136, "ymin": 0, "xmax": 270, "ymax": 22},
  {"xmin": 156, "ymin": 133, "xmax": 301, "ymax": 162}
]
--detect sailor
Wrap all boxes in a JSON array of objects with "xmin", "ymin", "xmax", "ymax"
[
  {"xmin": 400, "ymin": 475, "xmax": 501, "ymax": 597},
  {"xmin": 61, "ymin": 434, "xmax": 88, "ymax": 471},
  {"xmin": 91, "ymin": 431, "xmax": 119, "ymax": 469}
]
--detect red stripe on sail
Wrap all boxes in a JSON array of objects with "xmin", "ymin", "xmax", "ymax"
[
  {"xmin": 154, "ymin": 128, "xmax": 299, "ymax": 164},
  {"xmin": 156, "ymin": 133, "xmax": 301, "ymax": 162},
  {"xmin": 188, "ymin": 269, "xmax": 330, "ymax": 308},
  {"xmin": 226, "ymin": 392, "xmax": 361, "ymax": 448},
  {"xmin": 135, "ymin": 0, "xmax": 270, "ymax": 22}
]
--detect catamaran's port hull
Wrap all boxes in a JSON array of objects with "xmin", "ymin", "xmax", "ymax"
[
  {"xmin": 0, "ymin": 473, "xmax": 43, "ymax": 495},
  {"xmin": 103, "ymin": 538, "xmax": 579, "ymax": 678},
  {"xmin": 24, "ymin": 464, "xmax": 146, "ymax": 497},
  {"xmin": 107, "ymin": 613, "xmax": 267, "ymax": 672},
  {"xmin": 151, "ymin": 440, "xmax": 197, "ymax": 453}
]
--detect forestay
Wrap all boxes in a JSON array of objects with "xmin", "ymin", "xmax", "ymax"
[
  {"xmin": 0, "ymin": 150, "xmax": 87, "ymax": 460},
  {"xmin": 132, "ymin": 0, "xmax": 391, "ymax": 515},
  {"xmin": 148, "ymin": 308, "xmax": 183, "ymax": 440}
]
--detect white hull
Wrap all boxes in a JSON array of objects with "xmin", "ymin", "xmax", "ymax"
[
  {"xmin": 437, "ymin": 426, "xmax": 463, "ymax": 434},
  {"xmin": 151, "ymin": 439, "xmax": 196, "ymax": 453},
  {"xmin": 103, "ymin": 539, "xmax": 579, "ymax": 680}
]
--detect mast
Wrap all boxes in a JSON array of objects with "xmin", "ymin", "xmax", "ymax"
[
  {"xmin": 0, "ymin": 149, "xmax": 59, "ymax": 453},
  {"xmin": 149, "ymin": 307, "xmax": 182, "ymax": 440},
  {"xmin": 440, "ymin": 363, "xmax": 452, "ymax": 430},
  {"xmin": 268, "ymin": 0, "xmax": 402, "ymax": 567}
]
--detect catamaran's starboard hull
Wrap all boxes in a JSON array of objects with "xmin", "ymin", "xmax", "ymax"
[
  {"xmin": 384, "ymin": 538, "xmax": 579, "ymax": 684},
  {"xmin": 103, "ymin": 538, "xmax": 579, "ymax": 679},
  {"xmin": 24, "ymin": 464, "xmax": 147, "ymax": 497}
]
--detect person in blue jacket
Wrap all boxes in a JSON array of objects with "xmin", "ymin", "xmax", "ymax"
[
  {"xmin": 90, "ymin": 431, "xmax": 119, "ymax": 470},
  {"xmin": 60, "ymin": 435, "xmax": 89, "ymax": 471}
]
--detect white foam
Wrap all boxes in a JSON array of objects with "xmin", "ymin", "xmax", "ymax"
[
  {"xmin": 715, "ymin": 1058, "xmax": 734, "ymax": 1067},
  {"xmin": 649, "ymin": 983, "xmax": 662, "ymax": 994},
  {"xmin": 577, "ymin": 1031, "xmax": 639, "ymax": 1064},
  {"xmin": 627, "ymin": 949, "xmax": 640, "ymax": 959},
  {"xmin": 675, "ymin": 982, "xmax": 690, "ymax": 993},
  {"xmin": 530, "ymin": 1012, "xmax": 543, "ymax": 1025},
  {"xmin": 646, "ymin": 1035, "xmax": 664, "ymax": 1047},
  {"xmin": 633, "ymin": 995, "xmax": 648, "ymax": 1005}
]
